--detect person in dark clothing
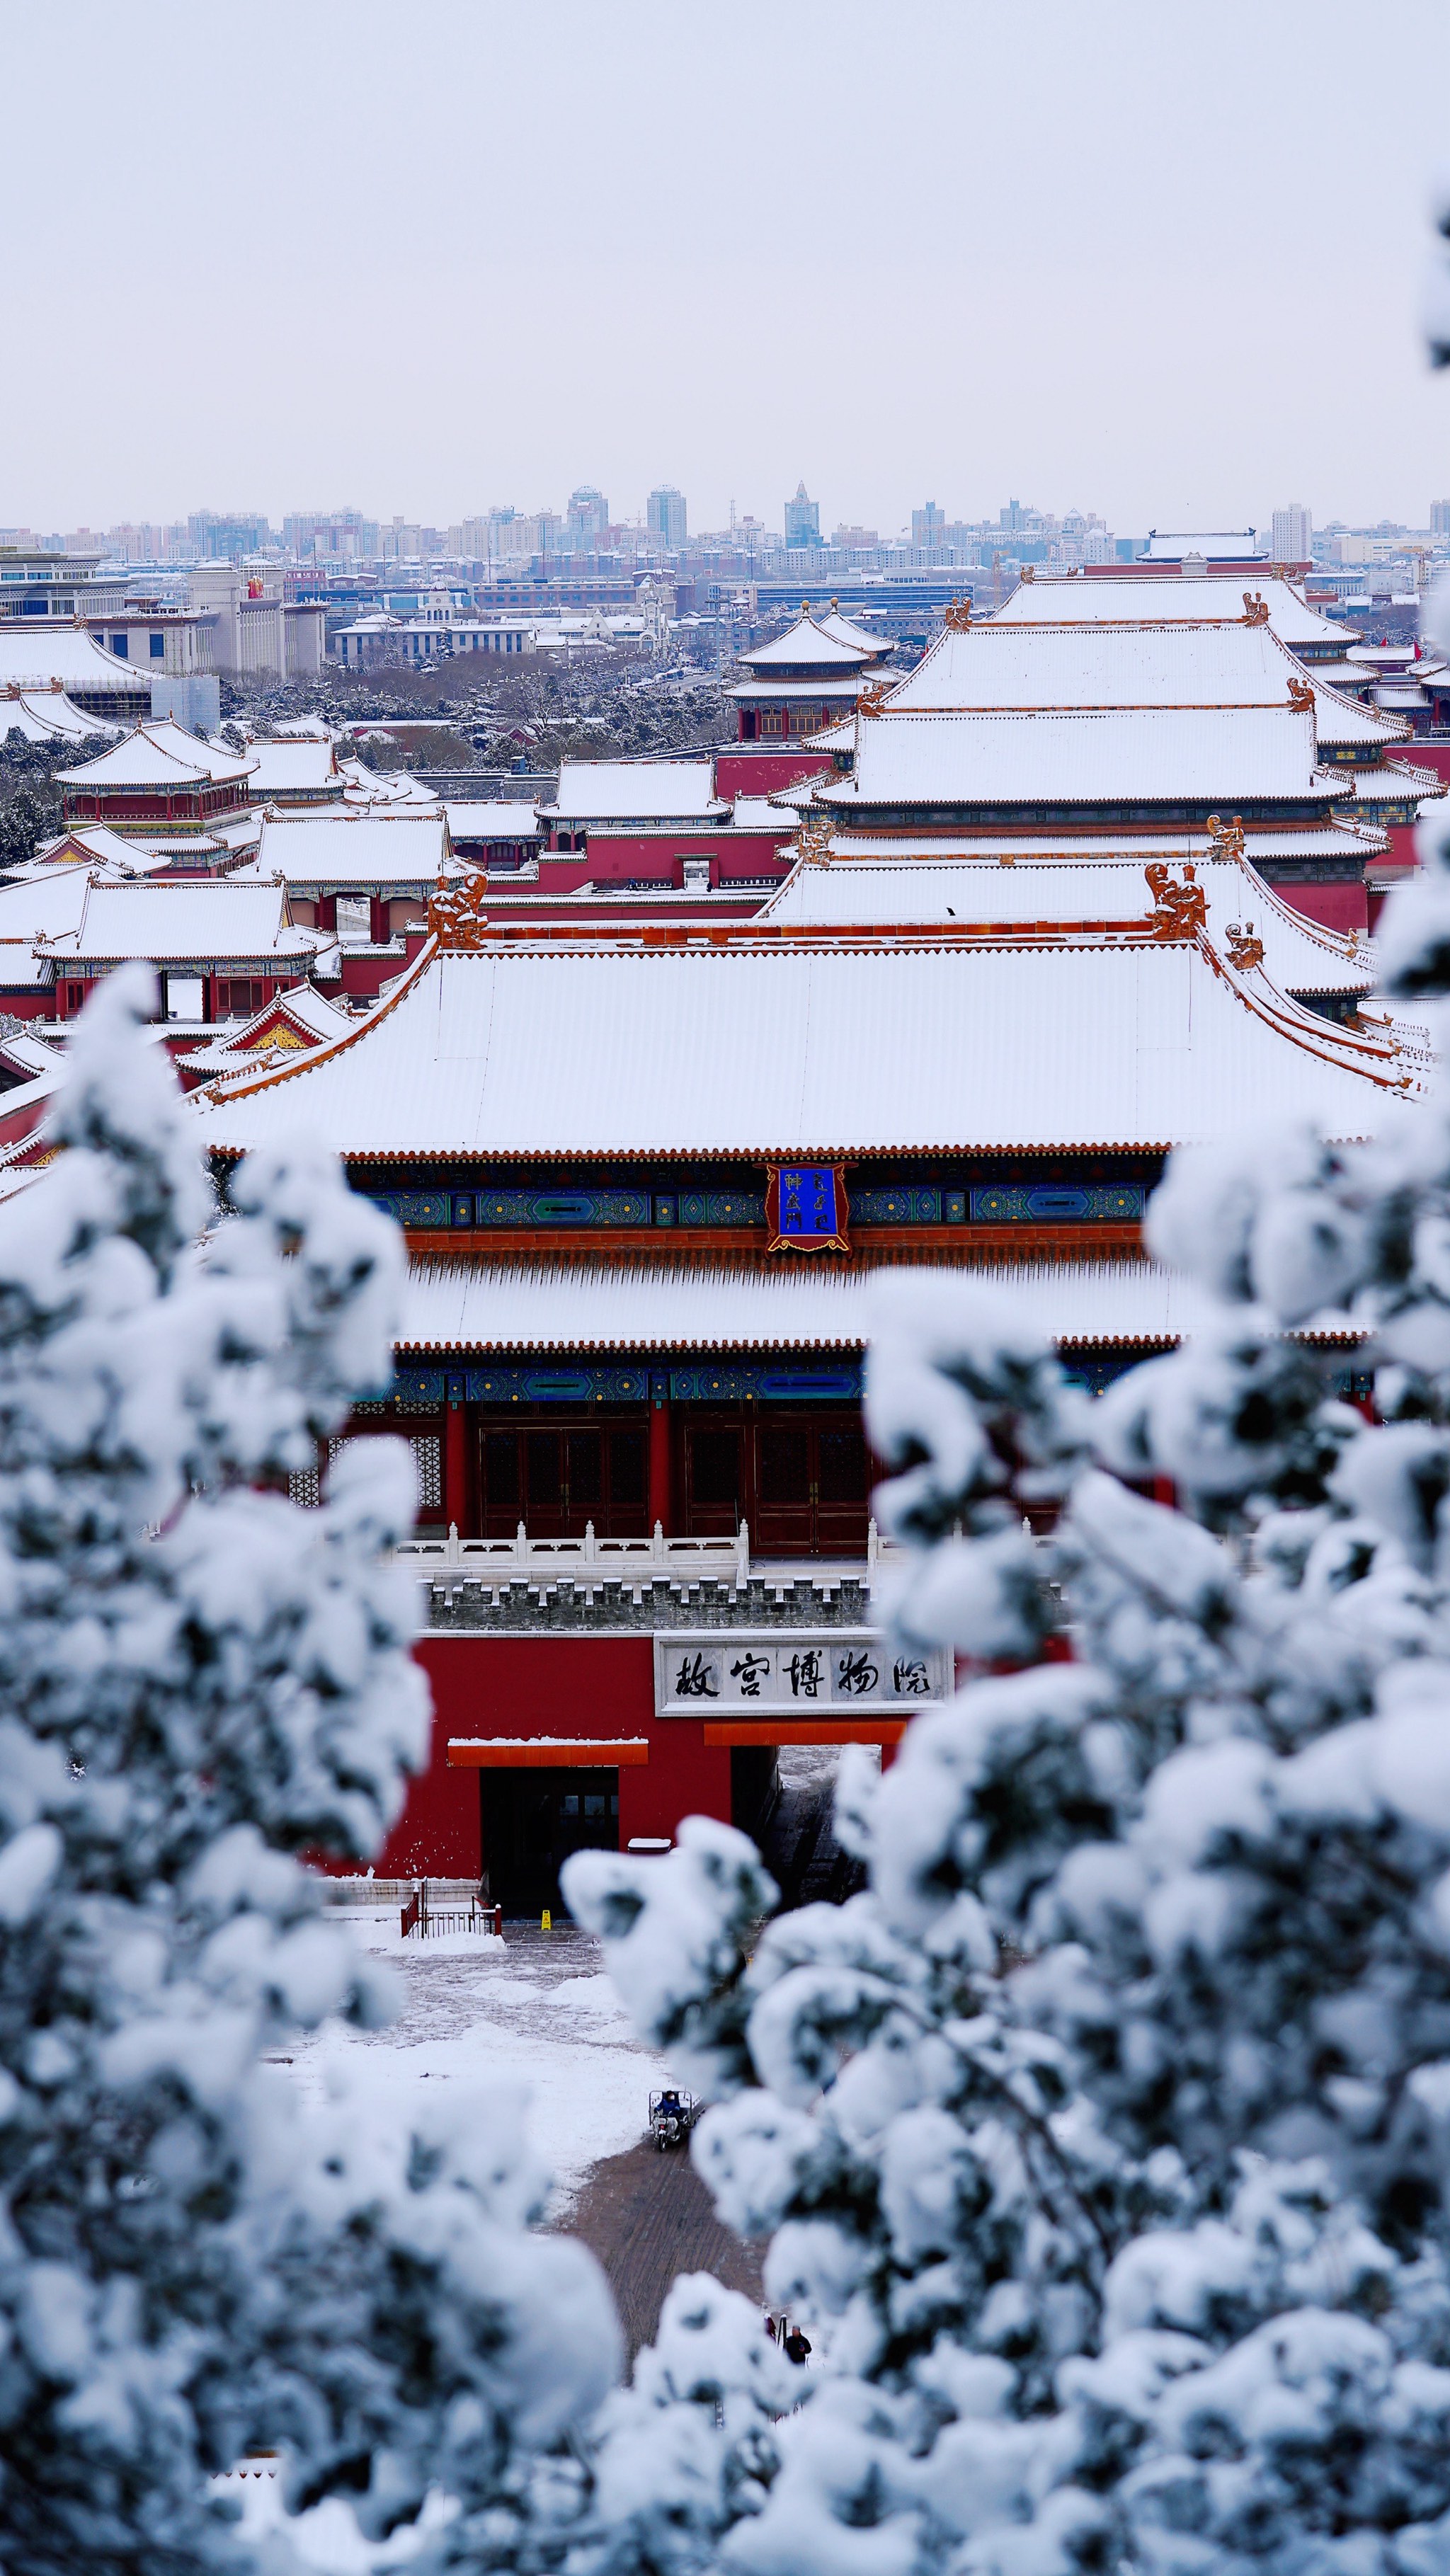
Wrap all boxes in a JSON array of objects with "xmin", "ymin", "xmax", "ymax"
[{"xmin": 782, "ymin": 2325, "xmax": 812, "ymax": 2365}]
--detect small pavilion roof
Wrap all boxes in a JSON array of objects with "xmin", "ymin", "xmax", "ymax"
[
  {"xmin": 991, "ymin": 572, "xmax": 1352, "ymax": 651},
  {"xmin": 176, "ymin": 982, "xmax": 355, "ymax": 1074},
  {"xmin": 738, "ymin": 611, "xmax": 881, "ymax": 673},
  {"xmin": 57, "ymin": 721, "xmax": 255, "ymax": 791}
]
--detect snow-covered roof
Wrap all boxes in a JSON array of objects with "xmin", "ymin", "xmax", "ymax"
[
  {"xmin": 232, "ymin": 811, "xmax": 450, "ymax": 886},
  {"xmin": 0, "ymin": 864, "xmax": 100, "ymax": 948},
  {"xmin": 825, "ymin": 706, "xmax": 1323, "ymax": 808},
  {"xmin": 188, "ymin": 931, "xmax": 1420, "ymax": 1163},
  {"xmin": 726, "ymin": 796, "xmax": 801, "ymax": 837},
  {"xmin": 445, "ymin": 803, "xmax": 545, "ymax": 840},
  {"xmin": 1335, "ymin": 761, "xmax": 1447, "ymax": 805},
  {"xmin": 397, "ymin": 1255, "xmax": 1219, "ymax": 1353},
  {"xmin": 0, "ymin": 625, "xmax": 152, "ymax": 697},
  {"xmin": 729, "ymin": 677, "xmax": 864, "ymax": 703},
  {"xmin": 270, "ymin": 716, "xmax": 334, "ymax": 741},
  {"xmin": 991, "ymin": 575, "xmax": 1349, "ymax": 650},
  {"xmin": 38, "ymin": 878, "xmax": 321, "ymax": 963},
  {"xmin": 25, "ymin": 824, "xmax": 178, "ymax": 878},
  {"xmin": 232, "ymin": 740, "xmax": 338, "ymax": 797},
  {"xmin": 57, "ymin": 721, "xmax": 254, "ymax": 791},
  {"xmin": 336, "ymin": 760, "xmax": 441, "ymax": 811},
  {"xmin": 540, "ymin": 761, "xmax": 726, "ymax": 822},
  {"xmin": 177, "ymin": 982, "xmax": 355, "ymax": 1073},
  {"xmin": 818, "ymin": 609, "xmax": 886, "ymax": 654},
  {"xmin": 774, "ymin": 824, "xmax": 1382, "ymax": 866},
  {"xmin": 0, "ymin": 686, "xmax": 118, "ymax": 745},
  {"xmin": 738, "ymin": 612, "xmax": 881, "ymax": 673},
  {"xmin": 756, "ymin": 851, "xmax": 1374, "ymax": 992},
  {"xmin": 882, "ymin": 619, "xmax": 1408, "ymax": 749}
]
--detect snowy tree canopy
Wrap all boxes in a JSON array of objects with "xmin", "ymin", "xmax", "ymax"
[
  {"xmin": 565, "ymin": 840, "xmax": 1450, "ymax": 2575},
  {"xmin": 0, "ymin": 966, "xmax": 617, "ymax": 2576}
]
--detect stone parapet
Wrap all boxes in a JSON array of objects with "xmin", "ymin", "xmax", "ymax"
[{"xmin": 418, "ymin": 1567, "xmax": 879, "ymax": 1636}]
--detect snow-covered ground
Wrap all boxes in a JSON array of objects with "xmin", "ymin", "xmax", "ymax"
[
  {"xmin": 285, "ymin": 1913, "xmax": 670, "ymax": 2210},
  {"xmin": 223, "ymin": 1917, "xmax": 669, "ymax": 2568}
]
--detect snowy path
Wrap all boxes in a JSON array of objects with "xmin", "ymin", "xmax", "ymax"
[
  {"xmin": 225, "ymin": 1918, "xmax": 671, "ymax": 2567},
  {"xmin": 283, "ymin": 1914, "xmax": 670, "ymax": 2211}
]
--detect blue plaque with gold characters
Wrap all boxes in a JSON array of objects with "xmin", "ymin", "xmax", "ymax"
[{"xmin": 765, "ymin": 1162, "xmax": 850, "ymax": 1254}]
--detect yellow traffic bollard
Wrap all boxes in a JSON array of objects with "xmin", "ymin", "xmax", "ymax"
[{"xmin": 541, "ymin": 1908, "xmax": 552, "ymax": 1932}]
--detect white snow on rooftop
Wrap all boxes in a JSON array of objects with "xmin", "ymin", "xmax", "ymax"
[
  {"xmin": 189, "ymin": 936, "xmax": 1417, "ymax": 1162},
  {"xmin": 991, "ymin": 573, "xmax": 1350, "ymax": 649},
  {"xmin": 0, "ymin": 626, "xmax": 152, "ymax": 695},
  {"xmin": 0, "ymin": 687, "xmax": 118, "ymax": 745},
  {"xmin": 445, "ymin": 803, "xmax": 544, "ymax": 838},
  {"xmin": 884, "ymin": 619, "xmax": 1406, "ymax": 748},
  {"xmin": 830, "ymin": 706, "xmax": 1323, "ymax": 806},
  {"xmin": 39, "ymin": 878, "xmax": 319, "ymax": 961},
  {"xmin": 57, "ymin": 720, "xmax": 254, "ymax": 789},
  {"xmin": 757, "ymin": 852, "xmax": 1373, "ymax": 991},
  {"xmin": 233, "ymin": 811, "xmax": 450, "ymax": 884},
  {"xmin": 398, "ymin": 1256, "xmax": 1220, "ymax": 1353},
  {"xmin": 239, "ymin": 740, "xmax": 339, "ymax": 796},
  {"xmin": 738, "ymin": 613, "xmax": 881, "ymax": 672},
  {"xmin": 541, "ymin": 761, "xmax": 725, "ymax": 821}
]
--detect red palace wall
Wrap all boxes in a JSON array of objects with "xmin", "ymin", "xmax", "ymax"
[
  {"xmin": 537, "ymin": 832, "xmax": 794, "ymax": 890},
  {"xmin": 714, "ymin": 749, "xmax": 833, "ymax": 800},
  {"xmin": 370, "ymin": 1634, "xmax": 734, "ymax": 1878},
  {"xmin": 1277, "ymin": 878, "xmax": 1369, "ymax": 935}
]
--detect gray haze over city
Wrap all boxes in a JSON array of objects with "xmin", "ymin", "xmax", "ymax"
[{"xmin": 4, "ymin": 0, "xmax": 1449, "ymax": 537}]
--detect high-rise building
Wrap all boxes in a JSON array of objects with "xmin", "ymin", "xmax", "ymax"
[
  {"xmin": 563, "ymin": 486, "xmax": 610, "ymax": 551},
  {"xmin": 912, "ymin": 502, "xmax": 946, "ymax": 547},
  {"xmin": 1432, "ymin": 500, "xmax": 1450, "ymax": 537},
  {"xmin": 1271, "ymin": 502, "xmax": 1313, "ymax": 563},
  {"xmin": 188, "ymin": 509, "xmax": 270, "ymax": 562},
  {"xmin": 646, "ymin": 486, "xmax": 687, "ymax": 548},
  {"xmin": 784, "ymin": 482, "xmax": 821, "ymax": 548}
]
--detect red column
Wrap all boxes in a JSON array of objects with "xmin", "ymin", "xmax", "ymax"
[
  {"xmin": 445, "ymin": 1402, "xmax": 469, "ymax": 1534},
  {"xmin": 649, "ymin": 1387, "xmax": 673, "ymax": 1535}
]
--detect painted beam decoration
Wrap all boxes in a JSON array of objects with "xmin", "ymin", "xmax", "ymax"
[
  {"xmin": 765, "ymin": 1162, "xmax": 850, "ymax": 1254},
  {"xmin": 653, "ymin": 1630, "xmax": 949, "ymax": 1715}
]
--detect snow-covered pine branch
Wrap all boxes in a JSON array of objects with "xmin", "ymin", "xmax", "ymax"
[
  {"xmin": 0, "ymin": 966, "xmax": 617, "ymax": 2576},
  {"xmin": 564, "ymin": 842, "xmax": 1450, "ymax": 2572}
]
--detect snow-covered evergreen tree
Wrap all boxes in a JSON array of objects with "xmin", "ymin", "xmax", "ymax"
[
  {"xmin": 566, "ymin": 842, "xmax": 1450, "ymax": 2575},
  {"xmin": 0, "ymin": 966, "xmax": 617, "ymax": 2576}
]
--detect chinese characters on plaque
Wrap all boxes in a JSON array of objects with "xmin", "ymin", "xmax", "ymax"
[
  {"xmin": 654, "ymin": 1633, "xmax": 945, "ymax": 1716},
  {"xmin": 765, "ymin": 1162, "xmax": 850, "ymax": 1254}
]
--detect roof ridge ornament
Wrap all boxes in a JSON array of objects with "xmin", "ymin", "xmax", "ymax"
[
  {"xmin": 1225, "ymin": 920, "xmax": 1265, "ymax": 969},
  {"xmin": 857, "ymin": 679, "xmax": 891, "ymax": 719},
  {"xmin": 794, "ymin": 813, "xmax": 834, "ymax": 868},
  {"xmin": 1206, "ymin": 812, "xmax": 1245, "ymax": 860},
  {"xmin": 1020, "ymin": 563, "xmax": 1035, "ymax": 582},
  {"xmin": 942, "ymin": 595, "xmax": 973, "ymax": 631},
  {"xmin": 1145, "ymin": 861, "xmax": 1208, "ymax": 939},
  {"xmin": 1243, "ymin": 591, "xmax": 1270, "ymax": 624},
  {"xmin": 1287, "ymin": 674, "xmax": 1315, "ymax": 713},
  {"xmin": 428, "ymin": 866, "xmax": 489, "ymax": 949}
]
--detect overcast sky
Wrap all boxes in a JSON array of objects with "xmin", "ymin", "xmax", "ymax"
[{"xmin": 4, "ymin": 0, "xmax": 1447, "ymax": 537}]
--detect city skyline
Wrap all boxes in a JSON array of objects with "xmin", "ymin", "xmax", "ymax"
[{"xmin": 2, "ymin": 0, "xmax": 1447, "ymax": 534}]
